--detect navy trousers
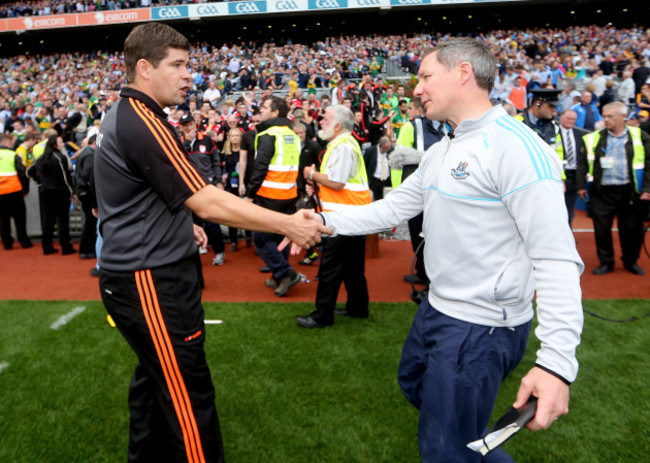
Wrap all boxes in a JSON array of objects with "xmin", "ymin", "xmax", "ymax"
[{"xmin": 398, "ymin": 299, "xmax": 531, "ymax": 462}]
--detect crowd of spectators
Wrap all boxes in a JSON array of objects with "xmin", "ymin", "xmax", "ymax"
[{"xmin": 2, "ymin": 23, "xmax": 650, "ymax": 265}]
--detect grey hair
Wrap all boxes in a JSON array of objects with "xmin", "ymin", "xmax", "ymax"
[
  {"xmin": 602, "ymin": 101, "xmax": 627, "ymax": 116},
  {"xmin": 328, "ymin": 105, "xmax": 355, "ymax": 131},
  {"xmin": 424, "ymin": 37, "xmax": 497, "ymax": 92}
]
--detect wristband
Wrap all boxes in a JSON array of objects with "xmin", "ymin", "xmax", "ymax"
[{"xmin": 309, "ymin": 169, "xmax": 315, "ymax": 181}]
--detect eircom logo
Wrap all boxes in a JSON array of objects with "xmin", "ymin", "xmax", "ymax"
[
  {"xmin": 229, "ymin": 1, "xmax": 267, "ymax": 14},
  {"xmin": 309, "ymin": 0, "xmax": 347, "ymax": 9}
]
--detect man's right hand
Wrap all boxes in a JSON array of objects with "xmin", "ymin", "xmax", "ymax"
[
  {"xmin": 278, "ymin": 209, "xmax": 331, "ymax": 255},
  {"xmin": 577, "ymin": 189, "xmax": 587, "ymax": 199}
]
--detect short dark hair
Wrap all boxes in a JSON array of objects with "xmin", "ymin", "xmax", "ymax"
[
  {"xmin": 124, "ymin": 22, "xmax": 190, "ymax": 83},
  {"xmin": 88, "ymin": 134, "xmax": 98, "ymax": 145},
  {"xmin": 262, "ymin": 96, "xmax": 289, "ymax": 118}
]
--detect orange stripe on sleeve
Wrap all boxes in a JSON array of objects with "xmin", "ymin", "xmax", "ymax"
[
  {"xmin": 135, "ymin": 270, "xmax": 204, "ymax": 463},
  {"xmin": 136, "ymin": 101, "xmax": 207, "ymax": 186},
  {"xmin": 128, "ymin": 99, "xmax": 204, "ymax": 193}
]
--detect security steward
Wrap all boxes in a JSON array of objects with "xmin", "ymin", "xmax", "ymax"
[
  {"xmin": 0, "ymin": 133, "xmax": 31, "ymax": 250},
  {"xmin": 95, "ymin": 23, "xmax": 329, "ymax": 463},
  {"xmin": 517, "ymin": 88, "xmax": 561, "ymax": 145},
  {"xmin": 577, "ymin": 101, "xmax": 650, "ymax": 275},
  {"xmin": 246, "ymin": 96, "xmax": 302, "ymax": 296},
  {"xmin": 295, "ymin": 104, "xmax": 372, "ymax": 328}
]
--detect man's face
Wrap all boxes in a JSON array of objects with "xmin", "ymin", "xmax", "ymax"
[
  {"xmin": 149, "ymin": 47, "xmax": 192, "ymax": 108},
  {"xmin": 259, "ymin": 99, "xmax": 276, "ymax": 122},
  {"xmin": 559, "ymin": 111, "xmax": 577, "ymax": 130},
  {"xmin": 407, "ymin": 102, "xmax": 421, "ymax": 119},
  {"xmin": 414, "ymin": 53, "xmax": 456, "ymax": 121},
  {"xmin": 580, "ymin": 92, "xmax": 592, "ymax": 105},
  {"xmin": 537, "ymin": 102, "xmax": 556, "ymax": 121},
  {"xmin": 237, "ymin": 103, "xmax": 247, "ymax": 115},
  {"xmin": 293, "ymin": 124, "xmax": 306, "ymax": 142},
  {"xmin": 179, "ymin": 122, "xmax": 197, "ymax": 140},
  {"xmin": 602, "ymin": 107, "xmax": 625, "ymax": 132},
  {"xmin": 399, "ymin": 102, "xmax": 407, "ymax": 114},
  {"xmin": 354, "ymin": 112, "xmax": 362, "ymax": 124},
  {"xmin": 318, "ymin": 108, "xmax": 337, "ymax": 141}
]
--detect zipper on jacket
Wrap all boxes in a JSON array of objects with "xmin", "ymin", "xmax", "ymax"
[{"xmin": 501, "ymin": 307, "xmax": 508, "ymax": 321}]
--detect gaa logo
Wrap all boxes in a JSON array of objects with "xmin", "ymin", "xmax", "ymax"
[
  {"xmin": 197, "ymin": 5, "xmax": 220, "ymax": 15},
  {"xmin": 158, "ymin": 7, "xmax": 183, "ymax": 18},
  {"xmin": 276, "ymin": 0, "xmax": 299, "ymax": 9},
  {"xmin": 315, "ymin": 0, "xmax": 342, "ymax": 8},
  {"xmin": 234, "ymin": 2, "xmax": 261, "ymax": 13}
]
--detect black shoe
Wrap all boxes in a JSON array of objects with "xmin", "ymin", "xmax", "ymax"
[
  {"xmin": 20, "ymin": 241, "xmax": 33, "ymax": 249},
  {"xmin": 592, "ymin": 264, "xmax": 614, "ymax": 275},
  {"xmin": 295, "ymin": 315, "xmax": 331, "ymax": 329},
  {"xmin": 43, "ymin": 247, "xmax": 59, "ymax": 255},
  {"xmin": 90, "ymin": 268, "xmax": 100, "ymax": 277},
  {"xmin": 334, "ymin": 309, "xmax": 369, "ymax": 318},
  {"xmin": 79, "ymin": 253, "xmax": 96, "ymax": 260},
  {"xmin": 259, "ymin": 266, "xmax": 272, "ymax": 273},
  {"xmin": 624, "ymin": 263, "xmax": 645, "ymax": 276},
  {"xmin": 61, "ymin": 247, "xmax": 76, "ymax": 255},
  {"xmin": 246, "ymin": 238, "xmax": 252, "ymax": 248},
  {"xmin": 403, "ymin": 274, "xmax": 428, "ymax": 285},
  {"xmin": 275, "ymin": 271, "xmax": 301, "ymax": 297}
]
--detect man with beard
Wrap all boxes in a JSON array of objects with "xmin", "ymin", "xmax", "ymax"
[{"xmin": 295, "ymin": 105, "xmax": 371, "ymax": 328}]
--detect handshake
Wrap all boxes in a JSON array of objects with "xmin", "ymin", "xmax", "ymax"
[{"xmin": 278, "ymin": 209, "xmax": 332, "ymax": 255}]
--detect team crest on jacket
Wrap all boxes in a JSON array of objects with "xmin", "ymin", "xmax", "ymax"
[{"xmin": 451, "ymin": 162, "xmax": 470, "ymax": 180}]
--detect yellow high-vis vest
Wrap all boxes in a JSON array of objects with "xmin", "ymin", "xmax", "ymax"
[{"xmin": 318, "ymin": 133, "xmax": 372, "ymax": 212}]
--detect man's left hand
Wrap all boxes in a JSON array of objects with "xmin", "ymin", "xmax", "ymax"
[
  {"xmin": 640, "ymin": 192, "xmax": 650, "ymax": 201},
  {"xmin": 193, "ymin": 224, "xmax": 208, "ymax": 249},
  {"xmin": 513, "ymin": 366, "xmax": 570, "ymax": 431}
]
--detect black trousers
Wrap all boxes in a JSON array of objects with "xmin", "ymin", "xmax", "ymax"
[
  {"xmin": 590, "ymin": 184, "xmax": 649, "ymax": 268},
  {"xmin": 369, "ymin": 177, "xmax": 390, "ymax": 201},
  {"xmin": 41, "ymin": 188, "xmax": 72, "ymax": 253},
  {"xmin": 564, "ymin": 169, "xmax": 578, "ymax": 226},
  {"xmin": 0, "ymin": 191, "xmax": 30, "ymax": 249},
  {"xmin": 100, "ymin": 257, "xmax": 224, "ymax": 463},
  {"xmin": 311, "ymin": 235, "xmax": 369, "ymax": 325},
  {"xmin": 78, "ymin": 194, "xmax": 97, "ymax": 255}
]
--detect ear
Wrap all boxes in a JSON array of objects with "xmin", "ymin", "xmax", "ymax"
[
  {"xmin": 457, "ymin": 62, "xmax": 473, "ymax": 85},
  {"xmin": 135, "ymin": 59, "xmax": 152, "ymax": 82}
]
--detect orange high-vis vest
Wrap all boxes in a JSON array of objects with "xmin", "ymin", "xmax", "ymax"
[
  {"xmin": 255, "ymin": 126, "xmax": 301, "ymax": 200},
  {"xmin": 0, "ymin": 148, "xmax": 22, "ymax": 195},
  {"xmin": 318, "ymin": 133, "xmax": 372, "ymax": 212},
  {"xmin": 509, "ymin": 85, "xmax": 527, "ymax": 110}
]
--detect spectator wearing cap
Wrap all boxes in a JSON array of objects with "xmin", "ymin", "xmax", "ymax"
[
  {"xmin": 516, "ymin": 88, "xmax": 561, "ymax": 145},
  {"xmin": 572, "ymin": 91, "xmax": 604, "ymax": 132}
]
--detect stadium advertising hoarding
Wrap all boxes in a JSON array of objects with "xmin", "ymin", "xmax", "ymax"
[
  {"xmin": 151, "ymin": 5, "xmax": 189, "ymax": 20},
  {"xmin": 0, "ymin": 0, "xmax": 524, "ymax": 33}
]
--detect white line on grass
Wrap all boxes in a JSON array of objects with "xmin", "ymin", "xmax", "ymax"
[
  {"xmin": 204, "ymin": 320, "xmax": 224, "ymax": 325},
  {"xmin": 50, "ymin": 306, "xmax": 86, "ymax": 330},
  {"xmin": 0, "ymin": 362, "xmax": 8, "ymax": 374}
]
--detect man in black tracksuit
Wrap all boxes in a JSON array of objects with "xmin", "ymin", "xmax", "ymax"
[
  {"xmin": 178, "ymin": 113, "xmax": 226, "ymax": 266},
  {"xmin": 95, "ymin": 23, "xmax": 329, "ymax": 463},
  {"xmin": 74, "ymin": 134, "xmax": 97, "ymax": 259}
]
